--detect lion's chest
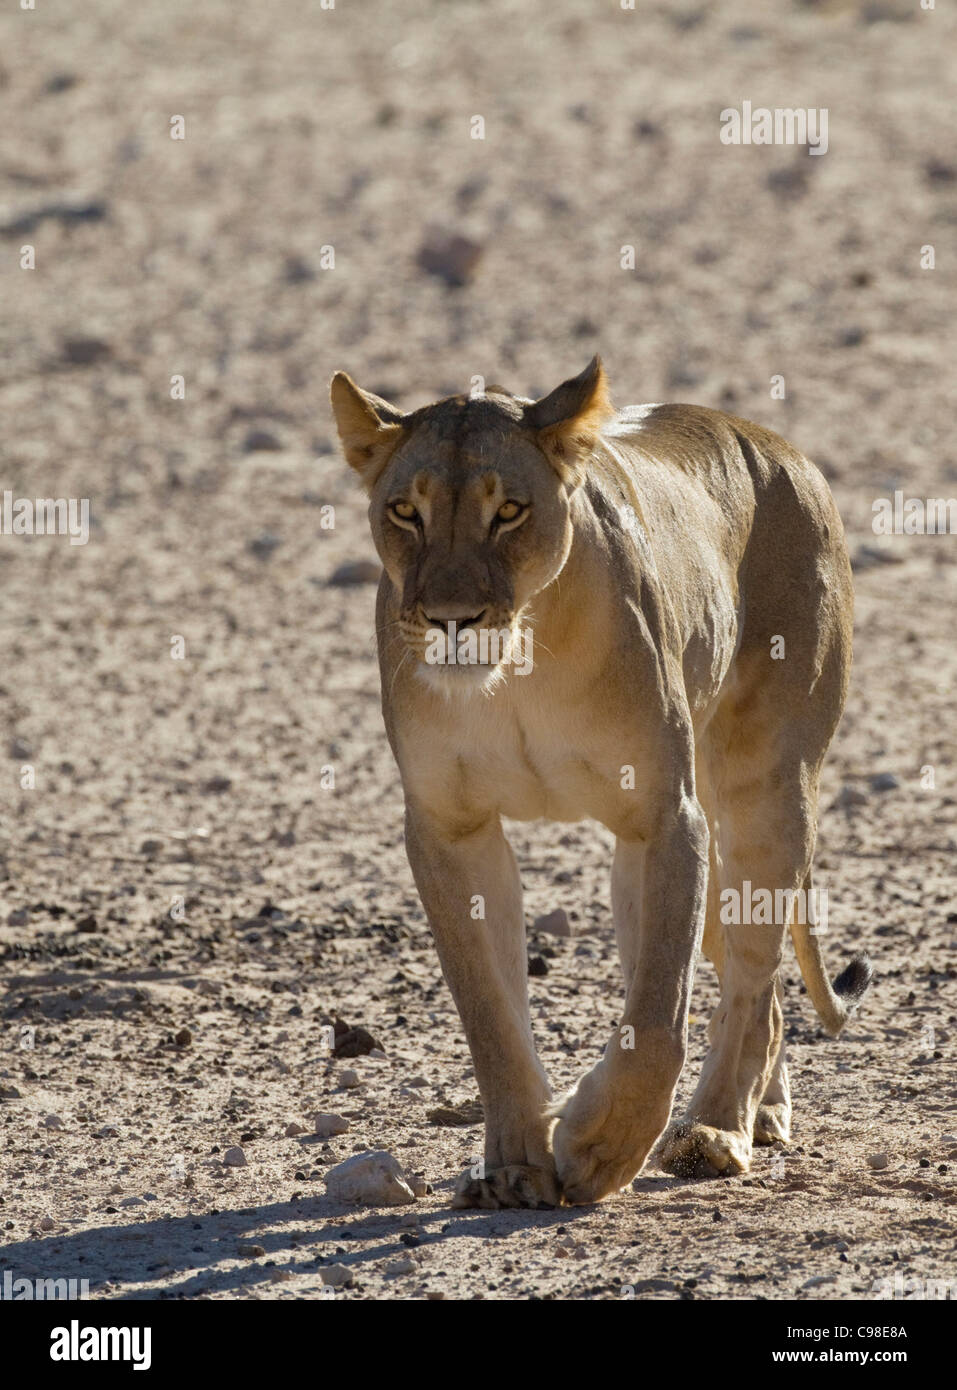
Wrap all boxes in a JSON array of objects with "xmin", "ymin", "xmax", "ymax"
[{"xmin": 435, "ymin": 701, "xmax": 630, "ymax": 829}]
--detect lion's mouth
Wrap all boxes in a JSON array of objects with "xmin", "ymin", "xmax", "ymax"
[{"xmin": 403, "ymin": 619, "xmax": 535, "ymax": 678}]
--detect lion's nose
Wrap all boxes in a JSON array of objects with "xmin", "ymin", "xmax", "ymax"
[{"xmin": 423, "ymin": 607, "xmax": 488, "ymax": 631}]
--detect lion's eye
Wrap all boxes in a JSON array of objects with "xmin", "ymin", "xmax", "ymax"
[
  {"xmin": 496, "ymin": 500, "xmax": 526, "ymax": 524},
  {"xmin": 389, "ymin": 501, "xmax": 419, "ymax": 524}
]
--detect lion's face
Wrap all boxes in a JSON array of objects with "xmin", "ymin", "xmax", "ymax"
[
  {"xmin": 330, "ymin": 360, "xmax": 615, "ymax": 694},
  {"xmin": 369, "ymin": 405, "xmax": 574, "ymax": 691}
]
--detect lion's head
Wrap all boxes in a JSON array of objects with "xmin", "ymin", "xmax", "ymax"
[{"xmin": 330, "ymin": 358, "xmax": 614, "ymax": 694}]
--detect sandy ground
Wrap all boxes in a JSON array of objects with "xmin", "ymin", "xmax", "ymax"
[{"xmin": 0, "ymin": 0, "xmax": 955, "ymax": 1301}]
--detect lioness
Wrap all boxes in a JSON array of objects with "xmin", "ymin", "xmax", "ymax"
[{"xmin": 331, "ymin": 357, "xmax": 872, "ymax": 1208}]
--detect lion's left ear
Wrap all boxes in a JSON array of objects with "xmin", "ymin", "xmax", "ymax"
[
  {"xmin": 330, "ymin": 372, "xmax": 407, "ymax": 492},
  {"xmin": 523, "ymin": 356, "xmax": 614, "ymax": 488}
]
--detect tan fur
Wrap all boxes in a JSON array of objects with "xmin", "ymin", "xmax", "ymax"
[{"xmin": 331, "ymin": 358, "xmax": 869, "ymax": 1206}]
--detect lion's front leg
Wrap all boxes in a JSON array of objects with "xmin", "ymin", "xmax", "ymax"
[
  {"xmin": 404, "ymin": 805, "xmax": 559, "ymax": 1209},
  {"xmin": 552, "ymin": 799, "xmax": 708, "ymax": 1203}
]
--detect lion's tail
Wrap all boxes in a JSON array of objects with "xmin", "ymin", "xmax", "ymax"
[{"xmin": 789, "ymin": 872, "xmax": 873, "ymax": 1037}]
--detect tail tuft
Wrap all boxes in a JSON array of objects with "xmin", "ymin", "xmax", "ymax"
[{"xmin": 833, "ymin": 952, "xmax": 873, "ymax": 1006}]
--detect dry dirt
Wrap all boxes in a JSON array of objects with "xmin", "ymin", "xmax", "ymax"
[{"xmin": 0, "ymin": 0, "xmax": 955, "ymax": 1301}]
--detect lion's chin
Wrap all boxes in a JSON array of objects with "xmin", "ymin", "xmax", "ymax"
[{"xmin": 413, "ymin": 660, "xmax": 506, "ymax": 699}]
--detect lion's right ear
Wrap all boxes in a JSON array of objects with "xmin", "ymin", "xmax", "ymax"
[{"xmin": 330, "ymin": 372, "xmax": 406, "ymax": 492}]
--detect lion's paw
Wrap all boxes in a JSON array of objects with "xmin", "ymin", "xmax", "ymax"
[
  {"xmin": 451, "ymin": 1163, "xmax": 561, "ymax": 1210},
  {"xmin": 753, "ymin": 1102, "xmax": 790, "ymax": 1146},
  {"xmin": 551, "ymin": 1069, "xmax": 653, "ymax": 1205},
  {"xmin": 659, "ymin": 1122, "xmax": 752, "ymax": 1179}
]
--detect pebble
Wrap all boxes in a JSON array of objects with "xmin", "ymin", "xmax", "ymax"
[
  {"xmin": 43, "ymin": 1114, "xmax": 64, "ymax": 1130},
  {"xmin": 533, "ymin": 908, "xmax": 573, "ymax": 938},
  {"xmin": 384, "ymin": 1255, "xmax": 418, "ymax": 1277},
  {"xmin": 338, "ymin": 1069, "xmax": 361, "ymax": 1089},
  {"xmin": 238, "ymin": 1243, "xmax": 265, "ymax": 1257},
  {"xmin": 247, "ymin": 531, "xmax": 282, "ymax": 560},
  {"xmin": 242, "ymin": 429, "xmax": 283, "ymax": 453},
  {"xmin": 416, "ymin": 227, "xmax": 484, "ymax": 287},
  {"xmin": 869, "ymin": 772, "xmax": 900, "ymax": 792},
  {"xmin": 315, "ymin": 1113, "xmax": 350, "ymax": 1138},
  {"xmin": 95, "ymin": 1124, "xmax": 119, "ymax": 1138},
  {"xmin": 174, "ymin": 1027, "xmax": 192, "ymax": 1048},
  {"xmin": 831, "ymin": 785, "xmax": 869, "ymax": 810},
  {"xmin": 334, "ymin": 1024, "xmax": 383, "ymax": 1058},
  {"xmin": 120, "ymin": 1196, "xmax": 145, "ymax": 1208},
  {"xmin": 320, "ymin": 1263, "xmax": 354, "ymax": 1288},
  {"xmin": 324, "ymin": 1150, "xmax": 416, "ymax": 1206},
  {"xmin": 328, "ymin": 559, "xmax": 381, "ymax": 587},
  {"xmin": 867, "ymin": 1152, "xmax": 889, "ymax": 1170},
  {"xmin": 269, "ymin": 1268, "xmax": 291, "ymax": 1283},
  {"xmin": 223, "ymin": 1146, "xmax": 247, "ymax": 1167},
  {"xmin": 284, "ymin": 1121, "xmax": 307, "ymax": 1138}
]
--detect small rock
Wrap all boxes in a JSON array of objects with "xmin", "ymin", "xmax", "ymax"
[
  {"xmin": 384, "ymin": 1255, "xmax": 418, "ymax": 1277},
  {"xmin": 43, "ymin": 1114, "xmax": 64, "ymax": 1130},
  {"xmin": 324, "ymin": 1150, "xmax": 416, "ymax": 1206},
  {"xmin": 867, "ymin": 1152, "xmax": 889, "ymax": 1170},
  {"xmin": 269, "ymin": 1267, "xmax": 292, "ymax": 1282},
  {"xmin": 528, "ymin": 955, "xmax": 549, "ymax": 977},
  {"xmin": 314, "ymin": 1113, "xmax": 350, "ymax": 1139},
  {"xmin": 94, "ymin": 1124, "xmax": 119, "ymax": 1138},
  {"xmin": 869, "ymin": 772, "xmax": 900, "ymax": 792},
  {"xmin": 830, "ymin": 785, "xmax": 869, "ymax": 810},
  {"xmin": 119, "ymin": 1196, "xmax": 145, "ymax": 1208},
  {"xmin": 416, "ymin": 227, "xmax": 484, "ymax": 287},
  {"xmin": 320, "ymin": 1263, "xmax": 354, "ymax": 1287},
  {"xmin": 62, "ymin": 337, "xmax": 112, "ymax": 366},
  {"xmin": 0, "ymin": 1085, "xmax": 21, "ymax": 1101},
  {"xmin": 238, "ymin": 1243, "xmax": 265, "ymax": 1257},
  {"xmin": 925, "ymin": 159, "xmax": 957, "ymax": 185},
  {"xmin": 75, "ymin": 915, "xmax": 98, "ymax": 934},
  {"xmin": 247, "ymin": 531, "xmax": 282, "ymax": 560},
  {"xmin": 283, "ymin": 255, "xmax": 315, "ymax": 284},
  {"xmin": 532, "ymin": 908, "xmax": 573, "ymax": 938},
  {"xmin": 39, "ymin": 1216, "xmax": 56, "ymax": 1230},
  {"xmin": 338, "ymin": 1069, "xmax": 361, "ymax": 1089},
  {"xmin": 328, "ymin": 559, "xmax": 381, "ymax": 587},
  {"xmin": 202, "ymin": 775, "xmax": 232, "ymax": 794},
  {"xmin": 334, "ymin": 1023, "xmax": 384, "ymax": 1058},
  {"xmin": 242, "ymin": 428, "xmax": 283, "ymax": 453},
  {"xmin": 426, "ymin": 1289, "xmax": 445, "ymax": 1300},
  {"xmin": 285, "ymin": 1121, "xmax": 307, "ymax": 1137},
  {"xmin": 222, "ymin": 1146, "xmax": 247, "ymax": 1167},
  {"xmin": 174, "ymin": 1027, "xmax": 192, "ymax": 1048},
  {"xmin": 426, "ymin": 1100, "xmax": 483, "ymax": 1127},
  {"xmin": 850, "ymin": 545, "xmax": 905, "ymax": 572},
  {"xmin": 803, "ymin": 1274, "xmax": 837, "ymax": 1289}
]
